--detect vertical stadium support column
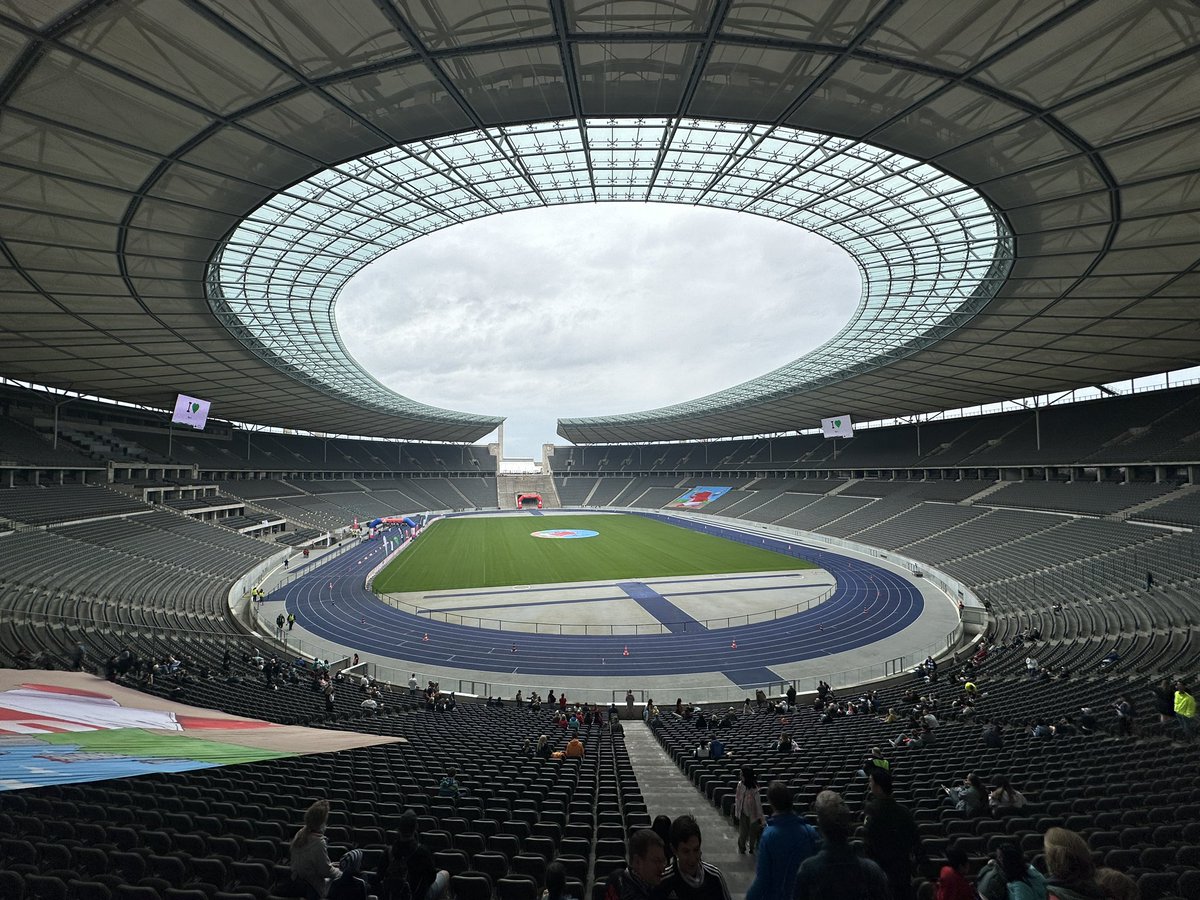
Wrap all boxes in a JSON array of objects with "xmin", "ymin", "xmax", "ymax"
[{"xmin": 1035, "ymin": 408, "xmax": 1041, "ymax": 450}]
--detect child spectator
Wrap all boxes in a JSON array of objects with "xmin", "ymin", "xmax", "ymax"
[{"xmin": 934, "ymin": 845, "xmax": 974, "ymax": 900}]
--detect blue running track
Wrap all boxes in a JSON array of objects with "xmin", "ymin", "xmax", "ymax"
[{"xmin": 281, "ymin": 513, "xmax": 924, "ymax": 688}]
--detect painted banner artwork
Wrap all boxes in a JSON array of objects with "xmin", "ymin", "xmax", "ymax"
[
  {"xmin": 0, "ymin": 681, "xmax": 287, "ymax": 790},
  {"xmin": 0, "ymin": 672, "xmax": 402, "ymax": 791},
  {"xmin": 668, "ymin": 486, "xmax": 732, "ymax": 509}
]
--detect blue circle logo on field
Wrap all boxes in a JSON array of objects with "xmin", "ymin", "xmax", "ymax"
[{"xmin": 531, "ymin": 529, "xmax": 599, "ymax": 539}]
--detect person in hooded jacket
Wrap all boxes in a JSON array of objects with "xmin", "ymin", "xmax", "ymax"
[{"xmin": 977, "ymin": 843, "xmax": 1047, "ymax": 900}]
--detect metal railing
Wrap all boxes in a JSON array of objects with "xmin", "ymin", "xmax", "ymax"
[
  {"xmin": 348, "ymin": 623, "xmax": 971, "ymax": 707},
  {"xmin": 390, "ymin": 585, "xmax": 834, "ymax": 635},
  {"xmin": 269, "ymin": 535, "xmax": 358, "ymax": 590}
]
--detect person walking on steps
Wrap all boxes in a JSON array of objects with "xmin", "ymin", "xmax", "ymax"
[{"xmin": 734, "ymin": 765, "xmax": 766, "ymax": 855}]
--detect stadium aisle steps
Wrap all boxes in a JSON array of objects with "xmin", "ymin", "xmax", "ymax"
[
  {"xmin": 959, "ymin": 481, "xmax": 1006, "ymax": 504},
  {"xmin": 620, "ymin": 722, "xmax": 755, "ymax": 898},
  {"xmin": 1124, "ymin": 483, "xmax": 1200, "ymax": 520}
]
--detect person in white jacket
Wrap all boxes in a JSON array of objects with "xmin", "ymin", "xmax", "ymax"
[{"xmin": 733, "ymin": 765, "xmax": 766, "ymax": 854}]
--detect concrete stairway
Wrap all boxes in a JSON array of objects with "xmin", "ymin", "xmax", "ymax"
[
  {"xmin": 496, "ymin": 473, "xmax": 561, "ymax": 509},
  {"xmin": 1118, "ymin": 483, "xmax": 1198, "ymax": 520},
  {"xmin": 622, "ymin": 722, "xmax": 757, "ymax": 899},
  {"xmin": 960, "ymin": 480, "xmax": 1006, "ymax": 505}
]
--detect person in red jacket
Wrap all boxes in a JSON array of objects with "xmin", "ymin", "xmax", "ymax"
[{"xmin": 935, "ymin": 845, "xmax": 975, "ymax": 900}]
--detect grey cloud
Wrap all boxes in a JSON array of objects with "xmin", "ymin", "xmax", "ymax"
[{"xmin": 336, "ymin": 203, "xmax": 860, "ymax": 456}]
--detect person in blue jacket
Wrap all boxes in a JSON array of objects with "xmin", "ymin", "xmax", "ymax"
[{"xmin": 745, "ymin": 781, "xmax": 820, "ymax": 900}]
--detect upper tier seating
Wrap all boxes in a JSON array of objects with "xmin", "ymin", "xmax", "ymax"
[
  {"xmin": 984, "ymin": 480, "xmax": 1177, "ymax": 516},
  {"xmin": 0, "ymin": 419, "xmax": 98, "ymax": 468},
  {"xmin": 841, "ymin": 479, "xmax": 993, "ymax": 502},
  {"xmin": 1131, "ymin": 490, "xmax": 1200, "ymax": 528},
  {"xmin": 547, "ymin": 385, "xmax": 1200, "ymax": 474},
  {"xmin": 217, "ymin": 479, "xmax": 306, "ymax": 499},
  {"xmin": 55, "ymin": 511, "xmax": 274, "ymax": 579},
  {"xmin": 0, "ymin": 485, "xmax": 151, "ymax": 525}
]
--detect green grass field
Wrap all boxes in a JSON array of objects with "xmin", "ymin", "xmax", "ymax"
[{"xmin": 372, "ymin": 514, "xmax": 813, "ymax": 592}]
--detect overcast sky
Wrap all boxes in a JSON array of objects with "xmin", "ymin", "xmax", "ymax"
[{"xmin": 336, "ymin": 203, "xmax": 862, "ymax": 458}]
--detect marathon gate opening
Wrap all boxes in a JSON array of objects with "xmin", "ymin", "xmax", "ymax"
[{"xmin": 517, "ymin": 493, "xmax": 543, "ymax": 509}]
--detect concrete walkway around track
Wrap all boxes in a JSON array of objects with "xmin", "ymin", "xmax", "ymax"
[{"xmin": 622, "ymin": 722, "xmax": 757, "ymax": 899}]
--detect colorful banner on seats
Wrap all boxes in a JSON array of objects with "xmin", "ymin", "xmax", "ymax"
[
  {"xmin": 668, "ymin": 486, "xmax": 731, "ymax": 509},
  {"xmin": 0, "ymin": 673, "xmax": 400, "ymax": 791}
]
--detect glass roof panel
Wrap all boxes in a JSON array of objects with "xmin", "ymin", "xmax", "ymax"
[
  {"xmin": 0, "ymin": 110, "xmax": 161, "ymax": 190},
  {"xmin": 0, "ymin": 22, "xmax": 28, "ymax": 83},
  {"xmin": 574, "ymin": 42, "xmax": 697, "ymax": 115},
  {"xmin": 723, "ymin": 0, "xmax": 889, "ymax": 44},
  {"xmin": 860, "ymin": 0, "xmax": 1070, "ymax": 72},
  {"xmin": 7, "ymin": 49, "xmax": 213, "ymax": 154},
  {"xmin": 689, "ymin": 44, "xmax": 828, "ymax": 122},
  {"xmin": 443, "ymin": 46, "xmax": 571, "ymax": 124},
  {"xmin": 567, "ymin": 0, "xmax": 716, "ymax": 33},
  {"xmin": 1056, "ymin": 56, "xmax": 1200, "ymax": 147},
  {"xmin": 2, "ymin": 0, "xmax": 82, "ymax": 30},
  {"xmin": 196, "ymin": 0, "xmax": 412, "ymax": 78},
  {"xmin": 61, "ymin": 0, "xmax": 297, "ymax": 115},
  {"xmin": 210, "ymin": 116, "xmax": 1011, "ymax": 433},
  {"xmin": 975, "ymin": 1, "xmax": 1200, "ymax": 107},
  {"xmin": 394, "ymin": 0, "xmax": 554, "ymax": 49}
]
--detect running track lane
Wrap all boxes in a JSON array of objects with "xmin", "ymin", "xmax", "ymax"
[{"xmin": 282, "ymin": 515, "xmax": 925, "ymax": 688}]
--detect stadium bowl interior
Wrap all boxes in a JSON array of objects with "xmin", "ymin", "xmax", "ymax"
[{"xmin": 2, "ymin": 3, "xmax": 1200, "ymax": 899}]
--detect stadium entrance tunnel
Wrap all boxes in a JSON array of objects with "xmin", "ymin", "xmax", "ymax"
[{"xmin": 518, "ymin": 493, "xmax": 543, "ymax": 509}]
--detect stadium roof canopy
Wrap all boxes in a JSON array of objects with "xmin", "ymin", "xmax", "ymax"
[{"xmin": 0, "ymin": 1, "xmax": 1198, "ymax": 443}]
